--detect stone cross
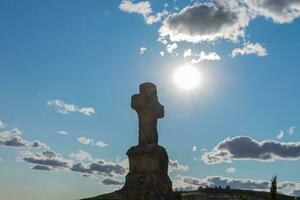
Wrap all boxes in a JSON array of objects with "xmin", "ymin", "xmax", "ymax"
[{"xmin": 131, "ymin": 82, "xmax": 164, "ymax": 145}]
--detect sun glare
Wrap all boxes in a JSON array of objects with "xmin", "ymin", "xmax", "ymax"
[{"xmin": 173, "ymin": 65, "xmax": 202, "ymax": 90}]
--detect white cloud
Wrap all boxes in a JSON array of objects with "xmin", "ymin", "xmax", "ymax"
[
  {"xmin": 277, "ymin": 127, "xmax": 295, "ymax": 139},
  {"xmin": 231, "ymin": 42, "xmax": 268, "ymax": 57},
  {"xmin": 225, "ymin": 167, "xmax": 236, "ymax": 174},
  {"xmin": 47, "ymin": 99, "xmax": 95, "ymax": 116},
  {"xmin": 169, "ymin": 159, "xmax": 189, "ymax": 172},
  {"xmin": 94, "ymin": 140, "xmax": 108, "ymax": 148},
  {"xmin": 139, "ymin": 47, "xmax": 147, "ymax": 54},
  {"xmin": 57, "ymin": 130, "xmax": 68, "ymax": 135},
  {"xmin": 0, "ymin": 128, "xmax": 22, "ymax": 139},
  {"xmin": 77, "ymin": 137, "xmax": 108, "ymax": 148},
  {"xmin": 288, "ymin": 126, "xmax": 296, "ymax": 135},
  {"xmin": 166, "ymin": 43, "xmax": 178, "ymax": 53},
  {"xmin": 192, "ymin": 145, "xmax": 197, "ymax": 152},
  {"xmin": 191, "ymin": 51, "xmax": 221, "ymax": 63},
  {"xmin": 69, "ymin": 150, "xmax": 93, "ymax": 161},
  {"xmin": 160, "ymin": 51, "xmax": 165, "ymax": 57},
  {"xmin": 277, "ymin": 130, "xmax": 284, "ymax": 140},
  {"xmin": 77, "ymin": 137, "xmax": 93, "ymax": 145},
  {"xmin": 119, "ymin": 0, "xmax": 168, "ymax": 25},
  {"xmin": 0, "ymin": 121, "xmax": 6, "ymax": 129},
  {"xmin": 183, "ymin": 49, "xmax": 192, "ymax": 57}
]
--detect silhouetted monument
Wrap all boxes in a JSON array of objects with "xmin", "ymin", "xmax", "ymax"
[{"xmin": 121, "ymin": 82, "xmax": 175, "ymax": 200}]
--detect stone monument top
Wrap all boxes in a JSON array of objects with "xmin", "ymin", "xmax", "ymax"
[
  {"xmin": 131, "ymin": 82, "xmax": 164, "ymax": 145},
  {"xmin": 121, "ymin": 82, "xmax": 175, "ymax": 200}
]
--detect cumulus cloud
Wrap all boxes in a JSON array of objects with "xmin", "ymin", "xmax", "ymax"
[
  {"xmin": 47, "ymin": 99, "xmax": 95, "ymax": 116},
  {"xmin": 231, "ymin": 42, "xmax": 268, "ymax": 57},
  {"xmin": 0, "ymin": 128, "xmax": 22, "ymax": 139},
  {"xmin": 202, "ymin": 136, "xmax": 300, "ymax": 164},
  {"xmin": 102, "ymin": 178, "xmax": 124, "ymax": 186},
  {"xmin": 119, "ymin": 0, "xmax": 168, "ymax": 25},
  {"xmin": 244, "ymin": 0, "xmax": 300, "ymax": 23},
  {"xmin": 159, "ymin": 0, "xmax": 252, "ymax": 43},
  {"xmin": 0, "ymin": 121, "xmax": 6, "ymax": 129},
  {"xmin": 0, "ymin": 136, "xmax": 48, "ymax": 149},
  {"xmin": 191, "ymin": 51, "xmax": 221, "ymax": 63},
  {"xmin": 77, "ymin": 137, "xmax": 108, "ymax": 148},
  {"xmin": 57, "ymin": 130, "xmax": 68, "ymax": 135},
  {"xmin": 69, "ymin": 150, "xmax": 93, "ymax": 161},
  {"xmin": 139, "ymin": 47, "xmax": 147, "ymax": 54},
  {"xmin": 169, "ymin": 159, "xmax": 189, "ymax": 172},
  {"xmin": 225, "ymin": 167, "xmax": 236, "ymax": 174}
]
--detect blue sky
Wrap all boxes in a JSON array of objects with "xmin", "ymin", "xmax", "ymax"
[{"xmin": 1, "ymin": 0, "xmax": 300, "ymax": 199}]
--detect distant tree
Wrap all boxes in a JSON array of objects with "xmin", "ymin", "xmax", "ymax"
[
  {"xmin": 270, "ymin": 176, "xmax": 278, "ymax": 200},
  {"xmin": 226, "ymin": 185, "xmax": 231, "ymax": 190},
  {"xmin": 215, "ymin": 186, "xmax": 218, "ymax": 189},
  {"xmin": 218, "ymin": 186, "xmax": 222, "ymax": 189},
  {"xmin": 198, "ymin": 186, "xmax": 203, "ymax": 190}
]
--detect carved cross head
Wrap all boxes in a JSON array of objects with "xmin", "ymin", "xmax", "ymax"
[{"xmin": 131, "ymin": 82, "xmax": 164, "ymax": 120}]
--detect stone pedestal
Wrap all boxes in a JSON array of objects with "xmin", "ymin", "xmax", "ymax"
[{"xmin": 121, "ymin": 144, "xmax": 175, "ymax": 200}]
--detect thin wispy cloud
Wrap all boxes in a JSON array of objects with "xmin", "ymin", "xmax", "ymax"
[
  {"xmin": 119, "ymin": 0, "xmax": 168, "ymax": 25},
  {"xmin": 57, "ymin": 130, "xmax": 68, "ymax": 135},
  {"xmin": 139, "ymin": 47, "xmax": 147, "ymax": 54},
  {"xmin": 277, "ymin": 127, "xmax": 296, "ymax": 140},
  {"xmin": 192, "ymin": 145, "xmax": 197, "ymax": 152},
  {"xmin": 0, "ymin": 121, "xmax": 6, "ymax": 129},
  {"xmin": 231, "ymin": 42, "xmax": 268, "ymax": 57},
  {"xmin": 47, "ymin": 99, "xmax": 95, "ymax": 116},
  {"xmin": 77, "ymin": 137, "xmax": 108, "ymax": 148},
  {"xmin": 225, "ymin": 167, "xmax": 237, "ymax": 174}
]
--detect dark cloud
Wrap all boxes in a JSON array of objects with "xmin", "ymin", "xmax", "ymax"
[
  {"xmin": 292, "ymin": 190, "xmax": 300, "ymax": 197},
  {"xmin": 70, "ymin": 160, "xmax": 127, "ymax": 177},
  {"xmin": 32, "ymin": 165, "xmax": 54, "ymax": 171},
  {"xmin": 244, "ymin": 0, "xmax": 300, "ymax": 23},
  {"xmin": 22, "ymin": 151, "xmax": 71, "ymax": 168},
  {"xmin": 102, "ymin": 178, "xmax": 124, "ymax": 186},
  {"xmin": 0, "ymin": 137, "xmax": 47, "ymax": 149},
  {"xmin": 159, "ymin": 0, "xmax": 251, "ymax": 43},
  {"xmin": 202, "ymin": 136, "xmax": 300, "ymax": 164}
]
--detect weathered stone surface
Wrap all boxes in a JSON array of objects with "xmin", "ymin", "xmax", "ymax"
[
  {"xmin": 121, "ymin": 82, "xmax": 175, "ymax": 200},
  {"xmin": 131, "ymin": 82, "xmax": 164, "ymax": 145}
]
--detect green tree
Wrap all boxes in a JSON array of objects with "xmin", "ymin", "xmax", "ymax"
[{"xmin": 270, "ymin": 176, "xmax": 278, "ymax": 200}]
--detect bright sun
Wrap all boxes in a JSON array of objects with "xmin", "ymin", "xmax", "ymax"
[{"xmin": 173, "ymin": 65, "xmax": 202, "ymax": 90}]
